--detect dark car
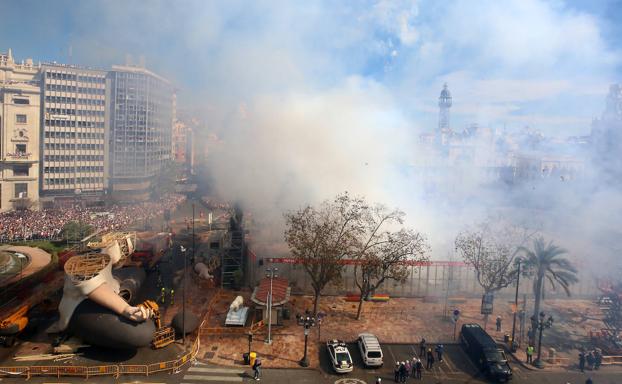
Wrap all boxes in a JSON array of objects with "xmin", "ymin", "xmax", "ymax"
[{"xmin": 460, "ymin": 323, "xmax": 512, "ymax": 382}]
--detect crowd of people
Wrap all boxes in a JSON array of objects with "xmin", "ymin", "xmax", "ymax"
[{"xmin": 0, "ymin": 194, "xmax": 186, "ymax": 242}]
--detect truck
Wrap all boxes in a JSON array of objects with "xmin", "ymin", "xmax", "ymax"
[
  {"xmin": 460, "ymin": 323, "xmax": 512, "ymax": 382},
  {"xmin": 128, "ymin": 232, "xmax": 172, "ymax": 270}
]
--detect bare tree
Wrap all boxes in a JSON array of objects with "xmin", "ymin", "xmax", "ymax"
[
  {"xmin": 455, "ymin": 221, "xmax": 535, "ymax": 327},
  {"xmin": 284, "ymin": 192, "xmax": 366, "ymax": 314},
  {"xmin": 352, "ymin": 204, "xmax": 429, "ymax": 319}
]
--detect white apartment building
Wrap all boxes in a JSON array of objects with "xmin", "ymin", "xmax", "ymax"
[{"xmin": 0, "ymin": 49, "xmax": 41, "ymax": 212}]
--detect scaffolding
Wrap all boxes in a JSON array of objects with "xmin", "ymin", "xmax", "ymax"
[{"xmin": 220, "ymin": 211, "xmax": 245, "ymax": 289}]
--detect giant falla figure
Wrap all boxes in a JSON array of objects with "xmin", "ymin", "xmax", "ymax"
[{"xmin": 55, "ymin": 233, "xmax": 155, "ymax": 349}]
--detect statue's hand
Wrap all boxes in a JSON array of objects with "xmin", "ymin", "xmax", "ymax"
[{"xmin": 122, "ymin": 305, "xmax": 153, "ymax": 322}]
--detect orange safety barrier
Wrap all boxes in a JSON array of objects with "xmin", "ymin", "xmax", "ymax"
[
  {"xmin": 119, "ymin": 365, "xmax": 148, "ymax": 375},
  {"xmin": 0, "ymin": 366, "xmax": 30, "ymax": 379},
  {"xmin": 147, "ymin": 360, "xmax": 176, "ymax": 374},
  {"xmin": 29, "ymin": 365, "xmax": 60, "ymax": 377},
  {"xmin": 86, "ymin": 365, "xmax": 119, "ymax": 378}
]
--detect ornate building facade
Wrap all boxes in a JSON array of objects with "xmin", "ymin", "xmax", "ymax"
[{"xmin": 0, "ymin": 50, "xmax": 41, "ymax": 212}]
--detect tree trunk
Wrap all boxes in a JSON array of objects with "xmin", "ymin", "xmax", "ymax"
[
  {"xmin": 356, "ymin": 292, "xmax": 365, "ymax": 320},
  {"xmin": 313, "ymin": 290, "xmax": 321, "ymax": 315},
  {"xmin": 532, "ymin": 273, "xmax": 544, "ymax": 333}
]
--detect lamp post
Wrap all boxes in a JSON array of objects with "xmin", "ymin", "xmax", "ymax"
[
  {"xmin": 17, "ymin": 254, "xmax": 27, "ymax": 281},
  {"xmin": 296, "ymin": 312, "xmax": 316, "ymax": 367},
  {"xmin": 510, "ymin": 258, "xmax": 522, "ymax": 351},
  {"xmin": 532, "ymin": 311, "xmax": 554, "ymax": 368},
  {"xmin": 180, "ymin": 245, "xmax": 187, "ymax": 346},
  {"xmin": 265, "ymin": 267, "xmax": 278, "ymax": 345}
]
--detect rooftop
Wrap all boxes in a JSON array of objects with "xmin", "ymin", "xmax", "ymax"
[{"xmin": 250, "ymin": 277, "xmax": 290, "ymax": 306}]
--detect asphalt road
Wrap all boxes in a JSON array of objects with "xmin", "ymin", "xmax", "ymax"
[{"xmin": 3, "ymin": 342, "xmax": 620, "ymax": 384}]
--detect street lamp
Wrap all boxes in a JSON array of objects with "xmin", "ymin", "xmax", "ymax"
[
  {"xmin": 17, "ymin": 254, "xmax": 27, "ymax": 281},
  {"xmin": 510, "ymin": 258, "xmax": 522, "ymax": 351},
  {"xmin": 532, "ymin": 311, "xmax": 554, "ymax": 368},
  {"xmin": 180, "ymin": 245, "xmax": 187, "ymax": 346},
  {"xmin": 296, "ymin": 312, "xmax": 316, "ymax": 367},
  {"xmin": 265, "ymin": 267, "xmax": 278, "ymax": 345}
]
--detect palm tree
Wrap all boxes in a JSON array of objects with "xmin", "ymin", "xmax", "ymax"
[{"xmin": 520, "ymin": 237, "xmax": 579, "ymax": 327}]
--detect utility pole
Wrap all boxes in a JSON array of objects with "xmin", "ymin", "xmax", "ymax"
[
  {"xmin": 180, "ymin": 245, "xmax": 187, "ymax": 346},
  {"xmin": 510, "ymin": 258, "xmax": 522, "ymax": 351}
]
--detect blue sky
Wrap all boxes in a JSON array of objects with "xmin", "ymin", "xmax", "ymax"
[{"xmin": 2, "ymin": 0, "xmax": 621, "ymax": 136}]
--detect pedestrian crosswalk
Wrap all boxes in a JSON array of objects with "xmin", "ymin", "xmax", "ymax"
[{"xmin": 181, "ymin": 362, "xmax": 246, "ymax": 382}]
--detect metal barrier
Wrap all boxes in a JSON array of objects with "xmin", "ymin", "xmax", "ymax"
[
  {"xmin": 602, "ymin": 355, "xmax": 622, "ymax": 365},
  {"xmin": 0, "ymin": 366, "xmax": 30, "ymax": 379}
]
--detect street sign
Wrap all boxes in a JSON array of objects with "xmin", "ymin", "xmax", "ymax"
[{"xmin": 452, "ymin": 309, "xmax": 460, "ymax": 323}]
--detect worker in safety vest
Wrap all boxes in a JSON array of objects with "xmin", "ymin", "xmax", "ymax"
[
  {"xmin": 170, "ymin": 289, "xmax": 175, "ymax": 305},
  {"xmin": 160, "ymin": 287, "xmax": 166, "ymax": 304}
]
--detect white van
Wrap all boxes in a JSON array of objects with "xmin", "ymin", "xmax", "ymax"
[{"xmin": 357, "ymin": 333, "xmax": 383, "ymax": 367}]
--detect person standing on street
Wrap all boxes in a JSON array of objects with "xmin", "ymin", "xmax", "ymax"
[
  {"xmin": 394, "ymin": 362, "xmax": 400, "ymax": 383},
  {"xmin": 405, "ymin": 359, "xmax": 412, "ymax": 379},
  {"xmin": 419, "ymin": 338, "xmax": 426, "ymax": 357},
  {"xmin": 579, "ymin": 350, "xmax": 586, "ymax": 373},
  {"xmin": 594, "ymin": 349, "xmax": 602, "ymax": 370},
  {"xmin": 252, "ymin": 357, "xmax": 262, "ymax": 381},
  {"xmin": 496, "ymin": 315, "xmax": 502, "ymax": 332},
  {"xmin": 415, "ymin": 358, "xmax": 423, "ymax": 380},
  {"xmin": 376, "ymin": 377, "xmax": 382, "ymax": 384},
  {"xmin": 399, "ymin": 361, "xmax": 407, "ymax": 383},
  {"xmin": 435, "ymin": 344, "xmax": 444, "ymax": 362},
  {"xmin": 426, "ymin": 348, "xmax": 435, "ymax": 369},
  {"xmin": 526, "ymin": 345, "xmax": 534, "ymax": 364}
]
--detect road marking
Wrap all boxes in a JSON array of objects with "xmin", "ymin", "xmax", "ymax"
[
  {"xmin": 334, "ymin": 379, "xmax": 367, "ymax": 384},
  {"xmin": 443, "ymin": 355, "xmax": 457, "ymax": 372},
  {"xmin": 182, "ymin": 375, "xmax": 243, "ymax": 382},
  {"xmin": 409, "ymin": 344, "xmax": 418, "ymax": 358},
  {"xmin": 187, "ymin": 367, "xmax": 245, "ymax": 374},
  {"xmin": 386, "ymin": 345, "xmax": 397, "ymax": 364}
]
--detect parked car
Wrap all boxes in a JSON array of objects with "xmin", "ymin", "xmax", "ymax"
[
  {"xmin": 326, "ymin": 339, "xmax": 354, "ymax": 373},
  {"xmin": 357, "ymin": 333, "xmax": 383, "ymax": 367},
  {"xmin": 460, "ymin": 323, "xmax": 512, "ymax": 382}
]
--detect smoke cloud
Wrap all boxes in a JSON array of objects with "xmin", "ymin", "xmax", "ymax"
[{"xmin": 3, "ymin": 0, "xmax": 622, "ymax": 277}]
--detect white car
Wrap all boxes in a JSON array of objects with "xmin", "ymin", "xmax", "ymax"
[
  {"xmin": 357, "ymin": 333, "xmax": 383, "ymax": 367},
  {"xmin": 326, "ymin": 340, "xmax": 353, "ymax": 373}
]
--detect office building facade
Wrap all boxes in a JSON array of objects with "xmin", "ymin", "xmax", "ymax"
[
  {"xmin": 108, "ymin": 65, "xmax": 173, "ymax": 201},
  {"xmin": 40, "ymin": 64, "xmax": 108, "ymax": 207},
  {"xmin": 0, "ymin": 50, "xmax": 41, "ymax": 212}
]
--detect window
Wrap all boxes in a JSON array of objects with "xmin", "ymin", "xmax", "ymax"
[
  {"xmin": 13, "ymin": 165, "xmax": 29, "ymax": 177},
  {"xmin": 15, "ymin": 144, "xmax": 27, "ymax": 154},
  {"xmin": 13, "ymin": 98, "xmax": 29, "ymax": 105},
  {"xmin": 16, "ymin": 114, "xmax": 27, "ymax": 123},
  {"xmin": 14, "ymin": 183, "xmax": 28, "ymax": 198}
]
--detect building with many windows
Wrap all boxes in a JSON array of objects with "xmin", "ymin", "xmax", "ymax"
[
  {"xmin": 108, "ymin": 65, "xmax": 173, "ymax": 201},
  {"xmin": 0, "ymin": 49, "xmax": 41, "ymax": 212},
  {"xmin": 40, "ymin": 64, "xmax": 108, "ymax": 207}
]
